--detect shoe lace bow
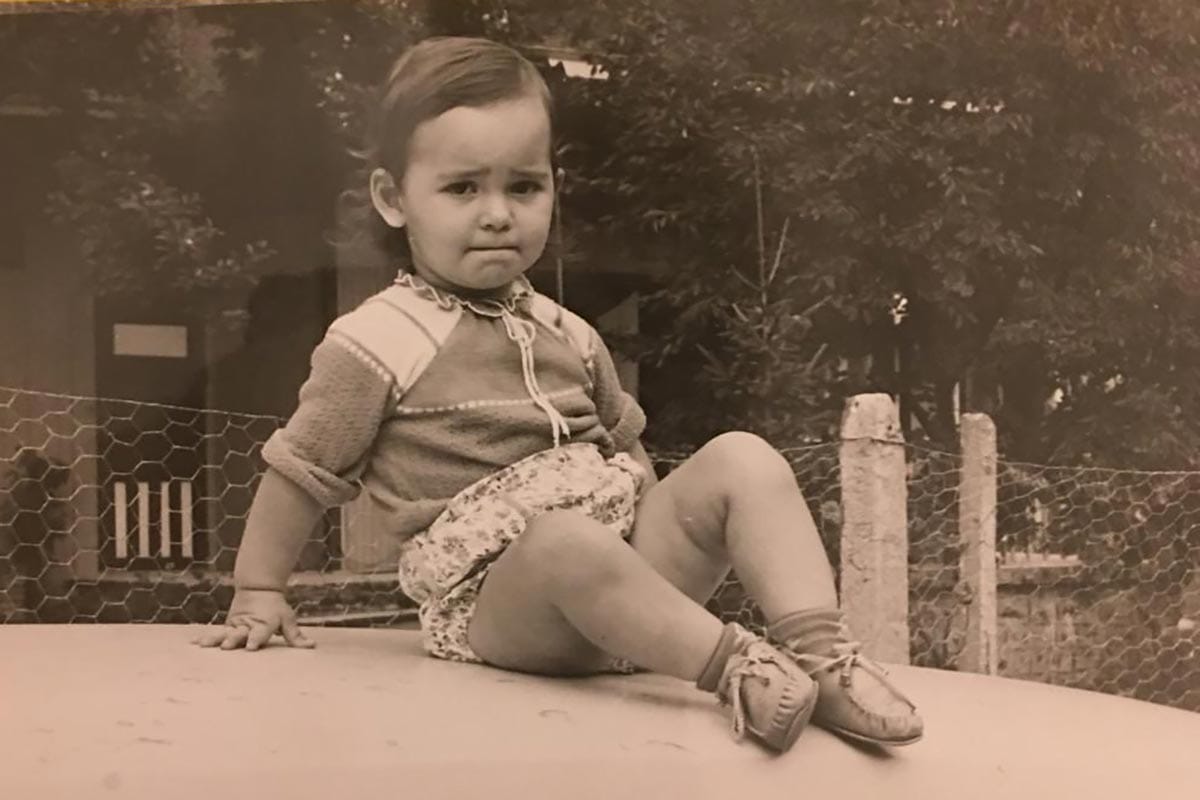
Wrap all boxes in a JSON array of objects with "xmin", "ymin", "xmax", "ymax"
[
  {"xmin": 799, "ymin": 633, "xmax": 916, "ymax": 711},
  {"xmin": 721, "ymin": 642, "xmax": 785, "ymax": 740}
]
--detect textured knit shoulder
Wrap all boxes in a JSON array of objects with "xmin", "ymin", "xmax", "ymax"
[
  {"xmin": 527, "ymin": 292, "xmax": 597, "ymax": 374},
  {"xmin": 327, "ymin": 283, "xmax": 462, "ymax": 397}
]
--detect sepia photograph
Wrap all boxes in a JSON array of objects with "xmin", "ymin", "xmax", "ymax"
[{"xmin": 2, "ymin": 0, "xmax": 1199, "ymax": 797}]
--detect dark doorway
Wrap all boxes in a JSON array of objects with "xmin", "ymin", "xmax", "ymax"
[{"xmin": 93, "ymin": 298, "xmax": 209, "ymax": 569}]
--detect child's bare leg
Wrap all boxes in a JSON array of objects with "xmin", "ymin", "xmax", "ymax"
[
  {"xmin": 467, "ymin": 509, "xmax": 819, "ymax": 752},
  {"xmin": 628, "ymin": 431, "xmax": 836, "ymax": 619},
  {"xmin": 630, "ymin": 431, "xmax": 922, "ymax": 746},
  {"xmin": 468, "ymin": 509, "xmax": 723, "ymax": 679}
]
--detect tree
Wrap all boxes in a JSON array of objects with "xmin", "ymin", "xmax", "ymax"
[
  {"xmin": 10, "ymin": 1, "xmax": 1198, "ymax": 468},
  {"xmin": 430, "ymin": 0, "xmax": 1200, "ymax": 468},
  {"xmin": 2, "ymin": 7, "xmax": 282, "ymax": 308}
]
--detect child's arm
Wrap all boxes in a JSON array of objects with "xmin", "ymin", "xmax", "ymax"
[
  {"xmin": 195, "ymin": 333, "xmax": 394, "ymax": 651},
  {"xmin": 233, "ymin": 467, "xmax": 323, "ymax": 592},
  {"xmin": 584, "ymin": 326, "xmax": 658, "ymax": 491},
  {"xmin": 626, "ymin": 439, "xmax": 660, "ymax": 493},
  {"xmin": 220, "ymin": 469, "xmax": 323, "ymax": 650},
  {"xmin": 191, "ymin": 469, "xmax": 322, "ymax": 651}
]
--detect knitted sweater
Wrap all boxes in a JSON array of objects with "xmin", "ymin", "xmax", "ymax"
[{"xmin": 261, "ymin": 273, "xmax": 646, "ymax": 542}]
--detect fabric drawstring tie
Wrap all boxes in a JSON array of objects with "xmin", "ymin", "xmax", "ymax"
[
  {"xmin": 393, "ymin": 271, "xmax": 572, "ymax": 448},
  {"xmin": 499, "ymin": 307, "xmax": 571, "ymax": 448}
]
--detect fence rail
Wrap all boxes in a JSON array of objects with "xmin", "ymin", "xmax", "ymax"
[{"xmin": 2, "ymin": 386, "xmax": 1198, "ymax": 712}]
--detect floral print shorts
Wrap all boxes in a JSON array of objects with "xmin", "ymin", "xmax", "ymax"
[{"xmin": 397, "ymin": 442, "xmax": 646, "ymax": 670}]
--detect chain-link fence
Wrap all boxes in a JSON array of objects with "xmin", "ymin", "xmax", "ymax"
[
  {"xmin": 4, "ymin": 386, "xmax": 1199, "ymax": 712},
  {"xmin": 0, "ymin": 386, "xmax": 845, "ymax": 635},
  {"xmin": 995, "ymin": 460, "xmax": 1199, "ymax": 709},
  {"xmin": 0, "ymin": 386, "xmax": 407, "ymax": 627},
  {"xmin": 906, "ymin": 444, "xmax": 966, "ymax": 671},
  {"xmin": 903, "ymin": 443, "xmax": 1200, "ymax": 712}
]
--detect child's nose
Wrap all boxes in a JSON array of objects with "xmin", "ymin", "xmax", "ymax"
[{"xmin": 479, "ymin": 193, "xmax": 513, "ymax": 230}]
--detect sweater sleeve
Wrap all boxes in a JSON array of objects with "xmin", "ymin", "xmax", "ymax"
[
  {"xmin": 261, "ymin": 335, "xmax": 394, "ymax": 508},
  {"xmin": 589, "ymin": 329, "xmax": 646, "ymax": 454}
]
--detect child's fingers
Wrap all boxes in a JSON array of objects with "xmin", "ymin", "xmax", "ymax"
[
  {"xmin": 219, "ymin": 625, "xmax": 250, "ymax": 650},
  {"xmin": 244, "ymin": 622, "xmax": 277, "ymax": 651},
  {"xmin": 190, "ymin": 616, "xmax": 310, "ymax": 651},
  {"xmin": 282, "ymin": 618, "xmax": 316, "ymax": 649},
  {"xmin": 192, "ymin": 625, "xmax": 231, "ymax": 648}
]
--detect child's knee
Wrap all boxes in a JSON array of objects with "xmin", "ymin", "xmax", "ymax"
[
  {"xmin": 518, "ymin": 511, "xmax": 626, "ymax": 588},
  {"xmin": 702, "ymin": 431, "xmax": 795, "ymax": 488}
]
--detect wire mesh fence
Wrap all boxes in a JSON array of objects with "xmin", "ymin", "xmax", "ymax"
[
  {"xmin": 992, "ymin": 461, "xmax": 1200, "ymax": 710},
  {"xmin": 906, "ymin": 445, "xmax": 967, "ymax": 672},
  {"xmin": 902, "ymin": 443, "xmax": 1200, "ymax": 712},
  {"xmin": 3, "ymin": 386, "xmax": 1199, "ymax": 712},
  {"xmin": 0, "ymin": 386, "xmax": 406, "ymax": 627}
]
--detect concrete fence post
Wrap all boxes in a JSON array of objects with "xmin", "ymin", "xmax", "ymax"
[
  {"xmin": 959, "ymin": 413, "xmax": 999, "ymax": 674},
  {"xmin": 839, "ymin": 393, "xmax": 909, "ymax": 664}
]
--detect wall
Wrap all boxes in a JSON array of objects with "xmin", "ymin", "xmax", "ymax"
[
  {"xmin": 0, "ymin": 113, "xmax": 102, "ymax": 587},
  {"xmin": 0, "ymin": 116, "xmax": 95, "ymax": 400},
  {"xmin": 911, "ymin": 563, "xmax": 1200, "ymax": 711}
]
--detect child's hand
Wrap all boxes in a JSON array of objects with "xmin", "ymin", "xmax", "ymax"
[{"xmin": 191, "ymin": 588, "xmax": 316, "ymax": 651}]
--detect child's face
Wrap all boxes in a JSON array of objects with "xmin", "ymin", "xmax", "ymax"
[{"xmin": 372, "ymin": 93, "xmax": 554, "ymax": 293}]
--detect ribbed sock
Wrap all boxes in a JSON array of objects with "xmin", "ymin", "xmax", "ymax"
[
  {"xmin": 768, "ymin": 606, "xmax": 844, "ymax": 657},
  {"xmin": 695, "ymin": 622, "xmax": 750, "ymax": 693}
]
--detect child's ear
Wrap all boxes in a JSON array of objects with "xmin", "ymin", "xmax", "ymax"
[{"xmin": 369, "ymin": 168, "xmax": 405, "ymax": 228}]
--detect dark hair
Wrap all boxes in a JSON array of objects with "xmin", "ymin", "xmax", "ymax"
[{"xmin": 335, "ymin": 37, "xmax": 554, "ymax": 276}]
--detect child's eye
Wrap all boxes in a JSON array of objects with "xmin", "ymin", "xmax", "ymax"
[
  {"xmin": 443, "ymin": 181, "xmax": 476, "ymax": 196},
  {"xmin": 510, "ymin": 180, "xmax": 544, "ymax": 196}
]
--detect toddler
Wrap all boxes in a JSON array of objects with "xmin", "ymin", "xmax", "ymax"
[{"xmin": 194, "ymin": 36, "xmax": 922, "ymax": 753}]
